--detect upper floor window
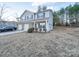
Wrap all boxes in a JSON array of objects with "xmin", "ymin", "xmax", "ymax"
[
  {"xmin": 38, "ymin": 13, "xmax": 43, "ymax": 18},
  {"xmin": 27, "ymin": 16, "xmax": 29, "ymax": 19},
  {"xmin": 43, "ymin": 13, "xmax": 45, "ymax": 18},
  {"xmin": 30, "ymin": 15, "xmax": 33, "ymax": 19},
  {"xmin": 34, "ymin": 14, "xmax": 37, "ymax": 19}
]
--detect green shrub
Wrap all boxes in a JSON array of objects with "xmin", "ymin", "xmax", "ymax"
[
  {"xmin": 27, "ymin": 28, "xmax": 34, "ymax": 33},
  {"xmin": 56, "ymin": 23, "xmax": 62, "ymax": 26}
]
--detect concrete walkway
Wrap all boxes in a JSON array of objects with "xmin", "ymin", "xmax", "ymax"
[{"xmin": 0, "ymin": 30, "xmax": 25, "ymax": 36}]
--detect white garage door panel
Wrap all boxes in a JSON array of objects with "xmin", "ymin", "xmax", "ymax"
[
  {"xmin": 24, "ymin": 24, "xmax": 29, "ymax": 31},
  {"xmin": 18, "ymin": 25, "xmax": 22, "ymax": 30}
]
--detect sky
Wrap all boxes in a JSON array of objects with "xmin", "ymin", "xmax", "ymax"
[{"xmin": 0, "ymin": 2, "xmax": 75, "ymax": 21}]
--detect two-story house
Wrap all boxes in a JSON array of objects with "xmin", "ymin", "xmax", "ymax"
[{"xmin": 17, "ymin": 7, "xmax": 53, "ymax": 32}]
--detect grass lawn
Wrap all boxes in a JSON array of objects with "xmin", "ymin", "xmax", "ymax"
[{"xmin": 0, "ymin": 26, "xmax": 79, "ymax": 57}]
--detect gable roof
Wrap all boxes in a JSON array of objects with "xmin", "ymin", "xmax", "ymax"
[
  {"xmin": 20, "ymin": 9, "xmax": 53, "ymax": 19},
  {"xmin": 20, "ymin": 10, "xmax": 34, "ymax": 18}
]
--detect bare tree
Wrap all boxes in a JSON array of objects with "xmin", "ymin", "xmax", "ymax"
[
  {"xmin": 38, "ymin": 5, "xmax": 47, "ymax": 12},
  {"xmin": 42, "ymin": 6, "xmax": 47, "ymax": 11},
  {"xmin": 0, "ymin": 4, "xmax": 7, "ymax": 21},
  {"xmin": 14, "ymin": 12, "xmax": 20, "ymax": 22},
  {"xmin": 38, "ymin": 6, "xmax": 41, "ymax": 12}
]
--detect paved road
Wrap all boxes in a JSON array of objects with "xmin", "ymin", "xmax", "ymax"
[{"xmin": 0, "ymin": 30, "xmax": 24, "ymax": 36}]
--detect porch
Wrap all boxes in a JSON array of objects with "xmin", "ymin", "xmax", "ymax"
[
  {"xmin": 30, "ymin": 20, "xmax": 48, "ymax": 32},
  {"xmin": 17, "ymin": 19, "xmax": 48, "ymax": 32}
]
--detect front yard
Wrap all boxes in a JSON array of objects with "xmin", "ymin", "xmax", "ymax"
[{"xmin": 0, "ymin": 26, "xmax": 79, "ymax": 57}]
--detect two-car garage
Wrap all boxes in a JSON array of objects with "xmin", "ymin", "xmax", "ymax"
[{"xmin": 18, "ymin": 24, "xmax": 29, "ymax": 31}]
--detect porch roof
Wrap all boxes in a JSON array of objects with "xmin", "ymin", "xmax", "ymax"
[{"xmin": 17, "ymin": 18, "xmax": 48, "ymax": 24}]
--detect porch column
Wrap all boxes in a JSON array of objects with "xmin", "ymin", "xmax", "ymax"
[
  {"xmin": 45, "ymin": 20, "xmax": 47, "ymax": 32},
  {"xmin": 34, "ymin": 21, "xmax": 35, "ymax": 31},
  {"xmin": 38, "ymin": 23, "xmax": 40, "ymax": 32}
]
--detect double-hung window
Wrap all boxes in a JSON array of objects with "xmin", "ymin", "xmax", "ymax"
[
  {"xmin": 27, "ymin": 16, "xmax": 29, "ymax": 20},
  {"xmin": 38, "ymin": 13, "xmax": 43, "ymax": 19}
]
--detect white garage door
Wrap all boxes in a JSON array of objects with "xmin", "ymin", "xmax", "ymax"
[
  {"xmin": 18, "ymin": 24, "xmax": 23, "ymax": 30},
  {"xmin": 24, "ymin": 24, "xmax": 29, "ymax": 31}
]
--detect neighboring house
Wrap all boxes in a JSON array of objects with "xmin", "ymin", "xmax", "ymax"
[
  {"xmin": 0, "ymin": 21, "xmax": 18, "ymax": 27},
  {"xmin": 18, "ymin": 8, "xmax": 53, "ymax": 32},
  {"xmin": 59, "ymin": 10, "xmax": 79, "ymax": 27},
  {"xmin": 59, "ymin": 10, "xmax": 79, "ymax": 26},
  {"xmin": 59, "ymin": 10, "xmax": 70, "ymax": 25}
]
